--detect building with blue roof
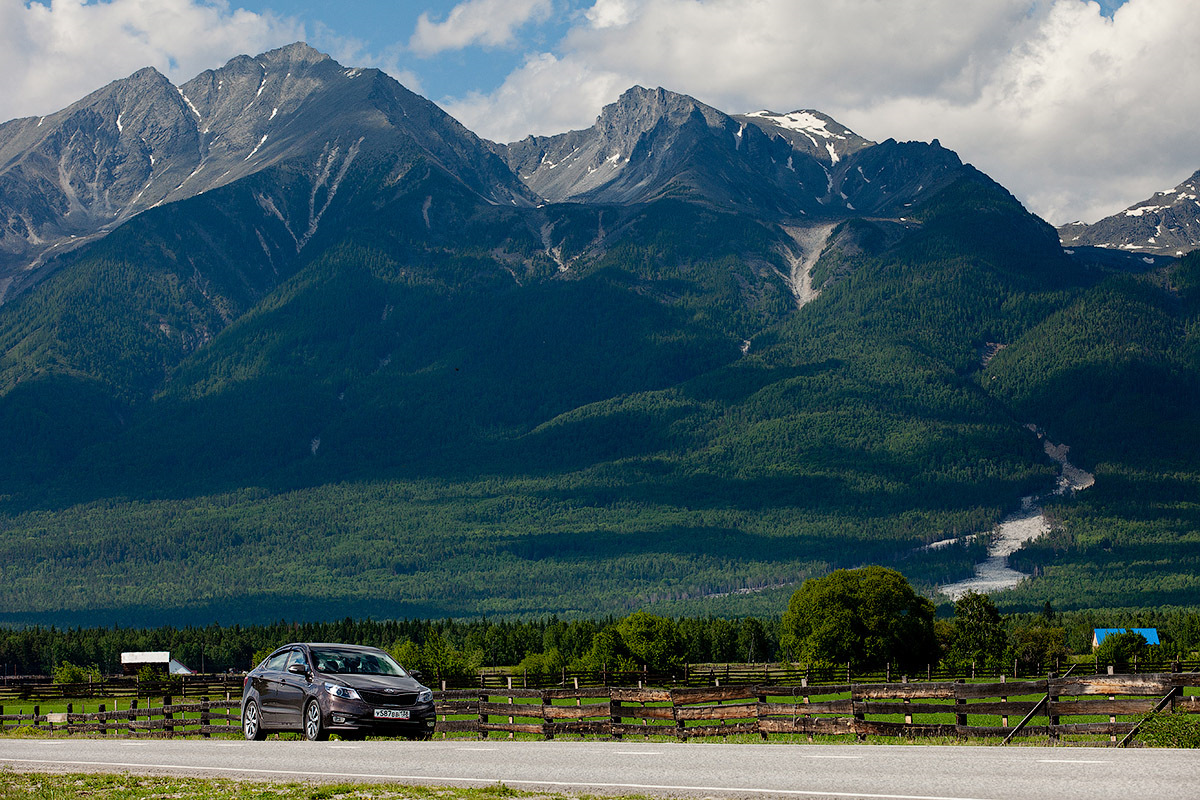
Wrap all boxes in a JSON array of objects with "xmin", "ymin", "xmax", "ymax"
[{"xmin": 1092, "ymin": 628, "xmax": 1160, "ymax": 649}]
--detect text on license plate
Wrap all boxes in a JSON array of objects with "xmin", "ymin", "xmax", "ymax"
[{"xmin": 373, "ymin": 708, "xmax": 410, "ymax": 719}]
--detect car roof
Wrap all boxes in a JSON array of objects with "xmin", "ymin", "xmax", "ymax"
[{"xmin": 277, "ymin": 642, "xmax": 386, "ymax": 652}]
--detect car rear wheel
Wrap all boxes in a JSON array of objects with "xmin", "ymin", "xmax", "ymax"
[
  {"xmin": 242, "ymin": 699, "xmax": 266, "ymax": 741},
  {"xmin": 303, "ymin": 699, "xmax": 329, "ymax": 741}
]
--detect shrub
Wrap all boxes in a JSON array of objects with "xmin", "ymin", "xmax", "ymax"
[
  {"xmin": 51, "ymin": 661, "xmax": 101, "ymax": 684},
  {"xmin": 1138, "ymin": 709, "xmax": 1200, "ymax": 748}
]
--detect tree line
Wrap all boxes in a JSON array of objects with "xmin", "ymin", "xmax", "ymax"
[{"xmin": 6, "ymin": 567, "xmax": 1200, "ymax": 681}]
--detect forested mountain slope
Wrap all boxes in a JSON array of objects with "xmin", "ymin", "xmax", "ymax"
[{"xmin": 0, "ymin": 45, "xmax": 1196, "ymax": 626}]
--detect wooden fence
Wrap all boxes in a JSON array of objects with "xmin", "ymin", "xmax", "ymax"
[
  {"xmin": 5, "ymin": 673, "xmax": 1197, "ymax": 746},
  {"xmin": 441, "ymin": 672, "xmax": 1200, "ymax": 746},
  {"xmin": 0, "ymin": 695, "xmax": 239, "ymax": 737},
  {"xmin": 0, "ymin": 674, "xmax": 243, "ymax": 703}
]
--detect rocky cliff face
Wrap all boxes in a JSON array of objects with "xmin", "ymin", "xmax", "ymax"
[
  {"xmin": 0, "ymin": 43, "xmax": 532, "ymax": 302},
  {"xmin": 495, "ymin": 86, "xmax": 970, "ymax": 222}
]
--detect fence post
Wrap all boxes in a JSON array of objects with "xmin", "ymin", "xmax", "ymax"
[
  {"xmin": 506, "ymin": 677, "xmax": 514, "ymax": 740},
  {"xmin": 201, "ymin": 696, "xmax": 211, "ymax": 739},
  {"xmin": 33, "ymin": 705, "xmax": 39, "ymax": 733},
  {"xmin": 1000, "ymin": 675, "xmax": 1008, "ymax": 729},
  {"xmin": 478, "ymin": 686, "xmax": 489, "ymax": 741},
  {"xmin": 610, "ymin": 689, "xmax": 623, "ymax": 742},
  {"xmin": 99, "ymin": 703, "xmax": 107, "ymax": 735},
  {"xmin": 1047, "ymin": 673, "xmax": 1059, "ymax": 743},
  {"xmin": 954, "ymin": 680, "xmax": 967, "ymax": 734},
  {"xmin": 163, "ymin": 695, "xmax": 174, "ymax": 738},
  {"xmin": 129, "ymin": 699, "xmax": 138, "ymax": 735}
]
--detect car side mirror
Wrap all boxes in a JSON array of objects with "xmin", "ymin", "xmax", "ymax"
[
  {"xmin": 410, "ymin": 670, "xmax": 424, "ymax": 682},
  {"xmin": 287, "ymin": 663, "xmax": 308, "ymax": 675}
]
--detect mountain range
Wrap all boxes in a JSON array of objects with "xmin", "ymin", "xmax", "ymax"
[{"xmin": 0, "ymin": 43, "xmax": 1197, "ymax": 627}]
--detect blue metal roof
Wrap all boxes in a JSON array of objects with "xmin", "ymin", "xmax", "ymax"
[{"xmin": 1093, "ymin": 627, "xmax": 1160, "ymax": 646}]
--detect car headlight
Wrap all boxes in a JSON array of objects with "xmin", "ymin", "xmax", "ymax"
[
  {"xmin": 418, "ymin": 688, "xmax": 433, "ymax": 703},
  {"xmin": 324, "ymin": 682, "xmax": 361, "ymax": 700}
]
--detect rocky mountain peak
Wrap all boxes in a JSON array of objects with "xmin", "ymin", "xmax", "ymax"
[{"xmin": 1058, "ymin": 169, "xmax": 1200, "ymax": 257}]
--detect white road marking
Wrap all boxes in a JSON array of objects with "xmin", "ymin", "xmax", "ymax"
[
  {"xmin": 616, "ymin": 751, "xmax": 663, "ymax": 755},
  {"xmin": 0, "ymin": 757, "xmax": 994, "ymax": 800},
  {"xmin": 804, "ymin": 754, "xmax": 863, "ymax": 759},
  {"xmin": 456, "ymin": 747, "xmax": 498, "ymax": 751},
  {"xmin": 1037, "ymin": 759, "xmax": 1110, "ymax": 764},
  {"xmin": 119, "ymin": 742, "xmax": 152, "ymax": 746}
]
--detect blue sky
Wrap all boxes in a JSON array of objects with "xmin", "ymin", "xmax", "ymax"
[{"xmin": 2, "ymin": 0, "xmax": 1193, "ymax": 225}]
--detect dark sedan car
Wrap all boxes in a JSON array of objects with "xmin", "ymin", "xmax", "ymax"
[{"xmin": 241, "ymin": 642, "xmax": 436, "ymax": 741}]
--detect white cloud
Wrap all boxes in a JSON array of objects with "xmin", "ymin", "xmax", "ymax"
[
  {"xmin": 409, "ymin": 0, "xmax": 552, "ymax": 57},
  {"xmin": 443, "ymin": 0, "xmax": 1200, "ymax": 224},
  {"xmin": 0, "ymin": 0, "xmax": 302, "ymax": 122}
]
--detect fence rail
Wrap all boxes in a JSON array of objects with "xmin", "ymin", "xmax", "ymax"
[
  {"xmin": 5, "ymin": 660, "xmax": 1200, "ymax": 699},
  {"xmin": 1, "ymin": 695, "xmax": 239, "ymax": 737},
  {"xmin": 445, "ymin": 672, "xmax": 1200, "ymax": 746},
  {"xmin": 0, "ymin": 674, "xmax": 242, "ymax": 703}
]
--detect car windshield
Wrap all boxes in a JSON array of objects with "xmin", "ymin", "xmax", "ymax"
[{"xmin": 310, "ymin": 648, "xmax": 408, "ymax": 677}]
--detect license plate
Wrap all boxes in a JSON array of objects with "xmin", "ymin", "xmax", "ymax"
[{"xmin": 373, "ymin": 708, "xmax": 409, "ymax": 719}]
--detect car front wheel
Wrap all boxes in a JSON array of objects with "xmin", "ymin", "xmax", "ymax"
[
  {"xmin": 303, "ymin": 699, "xmax": 328, "ymax": 741},
  {"xmin": 243, "ymin": 699, "xmax": 266, "ymax": 741}
]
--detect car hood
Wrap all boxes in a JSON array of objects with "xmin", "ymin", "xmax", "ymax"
[{"xmin": 323, "ymin": 673, "xmax": 425, "ymax": 692}]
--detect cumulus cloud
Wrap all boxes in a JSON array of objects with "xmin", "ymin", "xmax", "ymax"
[
  {"xmin": 0, "ymin": 0, "xmax": 302, "ymax": 122},
  {"xmin": 442, "ymin": 0, "xmax": 1200, "ymax": 224},
  {"xmin": 409, "ymin": 0, "xmax": 552, "ymax": 56}
]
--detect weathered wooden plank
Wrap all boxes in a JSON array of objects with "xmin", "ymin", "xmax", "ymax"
[
  {"xmin": 543, "ymin": 703, "xmax": 611, "ymax": 720},
  {"xmin": 1051, "ymin": 675, "xmax": 1173, "ymax": 696},
  {"xmin": 676, "ymin": 722, "xmax": 758, "ymax": 738},
  {"xmin": 544, "ymin": 721, "xmax": 610, "ymax": 736},
  {"xmin": 434, "ymin": 719, "xmax": 481, "ymax": 732},
  {"xmin": 480, "ymin": 722, "xmax": 544, "ymax": 734},
  {"xmin": 954, "ymin": 681, "xmax": 1047, "ymax": 699},
  {"xmin": 542, "ymin": 687, "xmax": 612, "ymax": 701},
  {"xmin": 758, "ymin": 684, "xmax": 850, "ymax": 697},
  {"xmin": 671, "ymin": 686, "xmax": 758, "ymax": 705},
  {"xmin": 757, "ymin": 718, "xmax": 807, "ymax": 734},
  {"xmin": 853, "ymin": 701, "xmax": 963, "ymax": 716},
  {"xmin": 1049, "ymin": 698, "xmax": 1158, "ymax": 716},
  {"xmin": 480, "ymin": 689, "xmax": 544, "ymax": 700},
  {"xmin": 611, "ymin": 688, "xmax": 672, "ymax": 703},
  {"xmin": 943, "ymin": 701, "xmax": 1040, "ymax": 716},
  {"xmin": 757, "ymin": 700, "xmax": 853, "ymax": 716},
  {"xmin": 807, "ymin": 717, "xmax": 858, "ymax": 735},
  {"xmin": 674, "ymin": 703, "xmax": 757, "ymax": 722},
  {"xmin": 615, "ymin": 705, "xmax": 674, "ymax": 721},
  {"xmin": 436, "ymin": 702, "xmax": 478, "ymax": 714},
  {"xmin": 610, "ymin": 722, "xmax": 679, "ymax": 737},
  {"xmin": 479, "ymin": 702, "xmax": 546, "ymax": 718},
  {"xmin": 436, "ymin": 690, "xmax": 483, "ymax": 701},
  {"xmin": 198, "ymin": 725, "xmax": 239, "ymax": 734},
  {"xmin": 854, "ymin": 683, "xmax": 957, "ymax": 700}
]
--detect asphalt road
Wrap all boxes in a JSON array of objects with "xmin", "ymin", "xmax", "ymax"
[{"xmin": 2, "ymin": 738, "xmax": 1197, "ymax": 799}]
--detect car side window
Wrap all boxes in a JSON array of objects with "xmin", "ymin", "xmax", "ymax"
[
  {"xmin": 264, "ymin": 651, "xmax": 291, "ymax": 672},
  {"xmin": 287, "ymin": 649, "xmax": 309, "ymax": 670}
]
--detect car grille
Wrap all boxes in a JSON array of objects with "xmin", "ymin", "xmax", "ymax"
[{"xmin": 359, "ymin": 690, "xmax": 419, "ymax": 706}]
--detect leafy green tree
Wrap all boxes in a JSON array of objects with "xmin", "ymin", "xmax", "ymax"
[
  {"xmin": 51, "ymin": 661, "xmax": 101, "ymax": 684},
  {"xmin": 1008, "ymin": 625, "xmax": 1069, "ymax": 674},
  {"xmin": 1094, "ymin": 631, "xmax": 1149, "ymax": 671},
  {"xmin": 946, "ymin": 592, "xmax": 1007, "ymax": 669},
  {"xmin": 781, "ymin": 566, "xmax": 937, "ymax": 670},
  {"xmin": 615, "ymin": 612, "xmax": 684, "ymax": 672}
]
